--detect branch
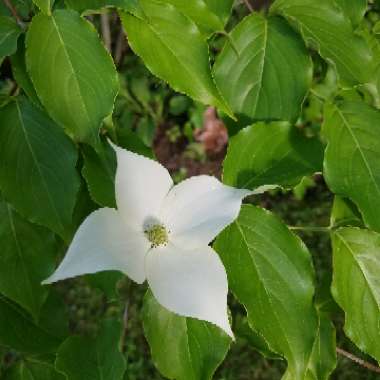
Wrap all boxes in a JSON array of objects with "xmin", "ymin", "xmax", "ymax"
[
  {"xmin": 114, "ymin": 27, "xmax": 128, "ymax": 67},
  {"xmin": 100, "ymin": 12, "xmax": 112, "ymax": 53},
  {"xmin": 336, "ymin": 347, "xmax": 380, "ymax": 374},
  {"xmin": 243, "ymin": 0, "xmax": 254, "ymax": 12}
]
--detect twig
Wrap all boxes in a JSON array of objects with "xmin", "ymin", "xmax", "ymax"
[
  {"xmin": 336, "ymin": 347, "xmax": 380, "ymax": 374},
  {"xmin": 2, "ymin": 0, "xmax": 24, "ymax": 27},
  {"xmin": 288, "ymin": 226, "xmax": 331, "ymax": 233},
  {"xmin": 119, "ymin": 300, "xmax": 129, "ymax": 353},
  {"xmin": 114, "ymin": 28, "xmax": 128, "ymax": 67},
  {"xmin": 101, "ymin": 12, "xmax": 112, "ymax": 53},
  {"xmin": 243, "ymin": 0, "xmax": 254, "ymax": 12}
]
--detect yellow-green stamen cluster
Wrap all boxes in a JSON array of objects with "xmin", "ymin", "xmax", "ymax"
[{"xmin": 145, "ymin": 224, "xmax": 169, "ymax": 248}]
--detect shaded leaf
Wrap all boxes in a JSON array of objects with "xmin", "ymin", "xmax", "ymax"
[
  {"xmin": 82, "ymin": 140, "xmax": 116, "ymax": 208},
  {"xmin": 4, "ymin": 360, "xmax": 65, "ymax": 380},
  {"xmin": 10, "ymin": 36, "xmax": 40, "ymax": 105},
  {"xmin": 56, "ymin": 319, "xmax": 126, "ymax": 380},
  {"xmin": 0, "ymin": 201, "xmax": 57, "ymax": 319},
  {"xmin": 0, "ymin": 16, "xmax": 22, "ymax": 61},
  {"xmin": 0, "ymin": 98, "xmax": 80, "ymax": 239},
  {"xmin": 223, "ymin": 122, "xmax": 323, "ymax": 189},
  {"xmin": 0, "ymin": 295, "xmax": 62, "ymax": 354}
]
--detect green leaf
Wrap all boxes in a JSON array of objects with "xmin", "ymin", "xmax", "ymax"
[
  {"xmin": 0, "ymin": 296, "xmax": 62, "ymax": 354},
  {"xmin": 0, "ymin": 201, "xmax": 57, "ymax": 320},
  {"xmin": 142, "ymin": 291, "xmax": 231, "ymax": 380},
  {"xmin": 10, "ymin": 36, "xmax": 40, "ymax": 105},
  {"xmin": 331, "ymin": 227, "xmax": 380, "ymax": 363},
  {"xmin": 214, "ymin": 14, "xmax": 312, "ymax": 124},
  {"xmin": 82, "ymin": 140, "xmax": 116, "ymax": 208},
  {"xmin": 323, "ymin": 100, "xmax": 380, "ymax": 232},
  {"xmin": 56, "ymin": 319, "xmax": 126, "ymax": 380},
  {"xmin": 5, "ymin": 361, "xmax": 65, "ymax": 380},
  {"xmin": 119, "ymin": 0, "xmax": 233, "ymax": 118},
  {"xmin": 0, "ymin": 98, "xmax": 80, "ymax": 239},
  {"xmin": 214, "ymin": 205, "xmax": 320, "ymax": 380},
  {"xmin": 270, "ymin": 0, "xmax": 375, "ymax": 86},
  {"xmin": 161, "ymin": 0, "xmax": 233, "ymax": 35},
  {"xmin": 334, "ymin": 0, "xmax": 367, "ymax": 27},
  {"xmin": 64, "ymin": 0, "xmax": 136, "ymax": 14},
  {"xmin": 303, "ymin": 313, "xmax": 336, "ymax": 380},
  {"xmin": 0, "ymin": 16, "xmax": 22, "ymax": 61},
  {"xmin": 32, "ymin": 0, "xmax": 54, "ymax": 14},
  {"xmin": 26, "ymin": 9, "xmax": 119, "ymax": 144},
  {"xmin": 223, "ymin": 122, "xmax": 324, "ymax": 189}
]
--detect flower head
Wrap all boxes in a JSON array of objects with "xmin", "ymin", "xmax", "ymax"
[{"xmin": 43, "ymin": 142, "xmax": 257, "ymax": 338}]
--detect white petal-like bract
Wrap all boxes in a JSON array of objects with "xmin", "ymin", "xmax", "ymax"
[
  {"xmin": 42, "ymin": 208, "xmax": 150, "ymax": 284},
  {"xmin": 111, "ymin": 142, "xmax": 173, "ymax": 230},
  {"xmin": 160, "ymin": 175, "xmax": 251, "ymax": 249},
  {"xmin": 146, "ymin": 243, "xmax": 233, "ymax": 338}
]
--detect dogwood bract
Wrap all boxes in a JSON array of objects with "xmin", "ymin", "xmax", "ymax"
[{"xmin": 43, "ymin": 143, "xmax": 257, "ymax": 337}]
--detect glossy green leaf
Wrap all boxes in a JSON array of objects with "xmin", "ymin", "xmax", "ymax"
[
  {"xmin": 323, "ymin": 100, "xmax": 380, "ymax": 232},
  {"xmin": 335, "ymin": 0, "xmax": 367, "ymax": 27},
  {"xmin": 143, "ymin": 291, "xmax": 231, "ymax": 380},
  {"xmin": 223, "ymin": 122, "xmax": 324, "ymax": 189},
  {"xmin": 0, "ymin": 201, "xmax": 57, "ymax": 319},
  {"xmin": 0, "ymin": 16, "xmax": 22, "ymax": 61},
  {"xmin": 271, "ymin": 0, "xmax": 375, "ymax": 86},
  {"xmin": 331, "ymin": 227, "xmax": 380, "ymax": 363},
  {"xmin": 56, "ymin": 319, "xmax": 126, "ymax": 380},
  {"xmin": 32, "ymin": 0, "xmax": 54, "ymax": 14},
  {"xmin": 82, "ymin": 140, "xmax": 116, "ymax": 208},
  {"xmin": 0, "ymin": 98, "xmax": 80, "ymax": 239},
  {"xmin": 26, "ymin": 9, "xmax": 119, "ymax": 144},
  {"xmin": 0, "ymin": 296, "xmax": 62, "ymax": 354},
  {"xmin": 10, "ymin": 37, "xmax": 40, "ymax": 105},
  {"xmin": 120, "ymin": 0, "xmax": 233, "ymax": 118},
  {"xmin": 214, "ymin": 205, "xmax": 323, "ymax": 380},
  {"xmin": 5, "ymin": 361, "xmax": 65, "ymax": 380},
  {"xmin": 214, "ymin": 14, "xmax": 312, "ymax": 124},
  {"xmin": 161, "ymin": 0, "xmax": 233, "ymax": 35}
]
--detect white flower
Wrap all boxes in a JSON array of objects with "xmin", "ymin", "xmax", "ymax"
[{"xmin": 43, "ymin": 142, "xmax": 262, "ymax": 338}]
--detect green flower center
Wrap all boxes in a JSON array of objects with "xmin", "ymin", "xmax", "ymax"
[{"xmin": 145, "ymin": 224, "xmax": 169, "ymax": 248}]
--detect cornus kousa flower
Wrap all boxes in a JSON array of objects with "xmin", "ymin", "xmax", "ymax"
[{"xmin": 43, "ymin": 142, "xmax": 265, "ymax": 338}]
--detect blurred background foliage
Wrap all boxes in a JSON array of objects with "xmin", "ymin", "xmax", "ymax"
[{"xmin": 1, "ymin": 0, "xmax": 380, "ymax": 378}]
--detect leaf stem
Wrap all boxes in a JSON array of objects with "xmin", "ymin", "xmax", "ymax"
[
  {"xmin": 288, "ymin": 226, "xmax": 332, "ymax": 233},
  {"xmin": 336, "ymin": 347, "xmax": 380, "ymax": 374}
]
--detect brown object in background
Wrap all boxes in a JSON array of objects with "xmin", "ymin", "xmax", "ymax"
[{"xmin": 195, "ymin": 107, "xmax": 228, "ymax": 156}]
